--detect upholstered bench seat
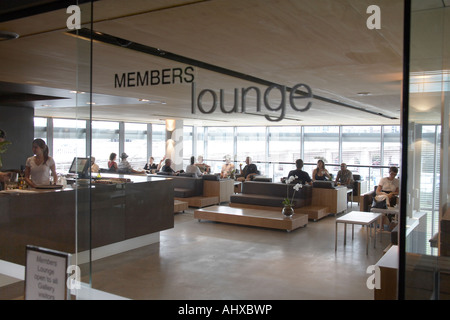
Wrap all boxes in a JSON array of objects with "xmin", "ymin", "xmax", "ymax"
[
  {"xmin": 230, "ymin": 181, "xmax": 312, "ymax": 209},
  {"xmin": 174, "ymin": 188, "xmax": 196, "ymax": 198}
]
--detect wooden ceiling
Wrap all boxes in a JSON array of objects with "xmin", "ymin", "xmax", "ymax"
[{"xmin": 0, "ymin": 0, "xmax": 410, "ymax": 126}]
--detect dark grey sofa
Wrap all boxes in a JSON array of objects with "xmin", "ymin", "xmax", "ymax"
[
  {"xmin": 230, "ymin": 181, "xmax": 312, "ymax": 208},
  {"xmin": 156, "ymin": 172, "xmax": 204, "ymax": 198}
]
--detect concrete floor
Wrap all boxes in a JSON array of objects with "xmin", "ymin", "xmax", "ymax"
[{"xmin": 85, "ymin": 204, "xmax": 391, "ymax": 300}]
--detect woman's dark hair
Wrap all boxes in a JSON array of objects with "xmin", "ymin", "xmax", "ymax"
[
  {"xmin": 317, "ymin": 159, "xmax": 325, "ymax": 168},
  {"xmin": 190, "ymin": 156, "xmax": 195, "ymax": 165},
  {"xmin": 33, "ymin": 138, "xmax": 49, "ymax": 164},
  {"xmin": 109, "ymin": 153, "xmax": 117, "ymax": 161}
]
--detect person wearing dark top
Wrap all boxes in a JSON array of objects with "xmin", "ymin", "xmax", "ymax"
[
  {"xmin": 287, "ymin": 159, "xmax": 312, "ymax": 185},
  {"xmin": 144, "ymin": 156, "xmax": 158, "ymax": 172},
  {"xmin": 237, "ymin": 156, "xmax": 258, "ymax": 181},
  {"xmin": 312, "ymin": 159, "xmax": 331, "ymax": 181},
  {"xmin": 160, "ymin": 158, "xmax": 179, "ymax": 175}
]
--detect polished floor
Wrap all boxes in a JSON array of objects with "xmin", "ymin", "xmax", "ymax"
[
  {"xmin": 1, "ymin": 203, "xmax": 392, "ymax": 300},
  {"xmin": 86, "ymin": 203, "xmax": 390, "ymax": 300}
]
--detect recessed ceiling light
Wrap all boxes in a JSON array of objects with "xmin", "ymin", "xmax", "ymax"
[
  {"xmin": 139, "ymin": 99, "xmax": 166, "ymax": 104},
  {"xmin": 86, "ymin": 102, "xmax": 96, "ymax": 105},
  {"xmin": 357, "ymin": 92, "xmax": 372, "ymax": 96}
]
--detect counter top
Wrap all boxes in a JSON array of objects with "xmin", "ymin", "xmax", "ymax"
[{"xmin": 0, "ymin": 173, "xmax": 170, "ymax": 196}]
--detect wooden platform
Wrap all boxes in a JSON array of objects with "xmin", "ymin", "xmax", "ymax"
[
  {"xmin": 194, "ymin": 205, "xmax": 308, "ymax": 232},
  {"xmin": 296, "ymin": 205, "xmax": 330, "ymax": 221},
  {"xmin": 175, "ymin": 196, "xmax": 219, "ymax": 208},
  {"xmin": 229, "ymin": 202, "xmax": 329, "ymax": 221},
  {"xmin": 174, "ymin": 200, "xmax": 189, "ymax": 213}
]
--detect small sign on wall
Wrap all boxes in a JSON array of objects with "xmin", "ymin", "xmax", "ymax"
[{"xmin": 24, "ymin": 245, "xmax": 70, "ymax": 300}]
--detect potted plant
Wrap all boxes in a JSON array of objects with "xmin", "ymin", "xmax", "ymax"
[{"xmin": 282, "ymin": 175, "xmax": 302, "ymax": 217}]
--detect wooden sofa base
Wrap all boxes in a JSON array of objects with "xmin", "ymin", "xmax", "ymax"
[
  {"xmin": 175, "ymin": 196, "xmax": 219, "ymax": 208},
  {"xmin": 229, "ymin": 202, "xmax": 330, "ymax": 221},
  {"xmin": 296, "ymin": 205, "xmax": 331, "ymax": 221},
  {"xmin": 194, "ymin": 205, "xmax": 308, "ymax": 232},
  {"xmin": 174, "ymin": 200, "xmax": 189, "ymax": 213}
]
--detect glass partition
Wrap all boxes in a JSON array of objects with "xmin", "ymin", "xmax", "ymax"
[{"xmin": 401, "ymin": 0, "xmax": 450, "ymax": 299}]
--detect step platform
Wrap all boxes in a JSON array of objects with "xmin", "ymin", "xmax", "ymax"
[
  {"xmin": 175, "ymin": 196, "xmax": 219, "ymax": 208},
  {"xmin": 194, "ymin": 205, "xmax": 308, "ymax": 232},
  {"xmin": 174, "ymin": 200, "xmax": 189, "ymax": 213},
  {"xmin": 296, "ymin": 205, "xmax": 330, "ymax": 221}
]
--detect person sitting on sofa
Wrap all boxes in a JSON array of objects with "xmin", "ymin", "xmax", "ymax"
[
  {"xmin": 144, "ymin": 156, "xmax": 158, "ymax": 173},
  {"xmin": 312, "ymin": 159, "xmax": 331, "ymax": 181},
  {"xmin": 185, "ymin": 156, "xmax": 203, "ymax": 177},
  {"xmin": 335, "ymin": 163, "xmax": 353, "ymax": 187},
  {"xmin": 285, "ymin": 159, "xmax": 312, "ymax": 185},
  {"xmin": 237, "ymin": 156, "xmax": 258, "ymax": 181},
  {"xmin": 376, "ymin": 166, "xmax": 399, "ymax": 207},
  {"xmin": 161, "ymin": 158, "xmax": 180, "ymax": 175},
  {"xmin": 108, "ymin": 152, "xmax": 118, "ymax": 172},
  {"xmin": 118, "ymin": 153, "xmax": 145, "ymax": 174},
  {"xmin": 220, "ymin": 154, "xmax": 235, "ymax": 178},
  {"xmin": 194, "ymin": 155, "xmax": 210, "ymax": 173}
]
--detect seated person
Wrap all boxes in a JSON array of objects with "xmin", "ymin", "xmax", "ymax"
[
  {"xmin": 90, "ymin": 156, "xmax": 99, "ymax": 173},
  {"xmin": 108, "ymin": 153, "xmax": 118, "ymax": 172},
  {"xmin": 194, "ymin": 155, "xmax": 210, "ymax": 173},
  {"xmin": 376, "ymin": 166, "xmax": 400, "ymax": 229},
  {"xmin": 160, "ymin": 158, "xmax": 179, "ymax": 175},
  {"xmin": 144, "ymin": 156, "xmax": 158, "ymax": 173},
  {"xmin": 220, "ymin": 154, "xmax": 235, "ymax": 178},
  {"xmin": 312, "ymin": 159, "xmax": 331, "ymax": 181},
  {"xmin": 285, "ymin": 159, "xmax": 312, "ymax": 185},
  {"xmin": 237, "ymin": 156, "xmax": 258, "ymax": 181},
  {"xmin": 118, "ymin": 153, "xmax": 145, "ymax": 174},
  {"xmin": 376, "ymin": 166, "xmax": 399, "ymax": 207},
  {"xmin": 335, "ymin": 163, "xmax": 353, "ymax": 188},
  {"xmin": 185, "ymin": 156, "xmax": 202, "ymax": 177}
]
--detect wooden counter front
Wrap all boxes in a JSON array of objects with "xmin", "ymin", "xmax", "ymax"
[{"xmin": 0, "ymin": 175, "xmax": 174, "ymax": 265}]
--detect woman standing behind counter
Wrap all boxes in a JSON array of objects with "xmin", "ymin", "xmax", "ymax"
[{"xmin": 24, "ymin": 139, "xmax": 58, "ymax": 188}]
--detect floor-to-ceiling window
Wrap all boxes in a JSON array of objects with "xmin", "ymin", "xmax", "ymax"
[
  {"xmin": 34, "ymin": 119, "xmax": 401, "ymax": 185},
  {"xmin": 124, "ymin": 122, "xmax": 147, "ymax": 169},
  {"xmin": 303, "ymin": 126, "xmax": 340, "ymax": 178},
  {"xmin": 151, "ymin": 124, "xmax": 166, "ymax": 162},
  {"xmin": 92, "ymin": 121, "xmax": 119, "ymax": 169},
  {"xmin": 206, "ymin": 127, "xmax": 234, "ymax": 173},
  {"xmin": 53, "ymin": 118, "xmax": 87, "ymax": 172},
  {"xmin": 267, "ymin": 126, "xmax": 301, "ymax": 182}
]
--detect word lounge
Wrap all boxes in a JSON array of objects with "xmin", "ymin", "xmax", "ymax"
[{"xmin": 191, "ymin": 82, "xmax": 313, "ymax": 122}]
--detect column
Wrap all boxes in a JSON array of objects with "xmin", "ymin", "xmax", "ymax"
[{"xmin": 165, "ymin": 119, "xmax": 183, "ymax": 171}]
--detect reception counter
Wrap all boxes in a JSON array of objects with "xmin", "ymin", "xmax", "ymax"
[{"xmin": 0, "ymin": 174, "xmax": 174, "ymax": 266}]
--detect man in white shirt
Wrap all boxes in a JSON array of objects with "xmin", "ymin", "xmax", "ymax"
[{"xmin": 376, "ymin": 166, "xmax": 399, "ymax": 207}]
